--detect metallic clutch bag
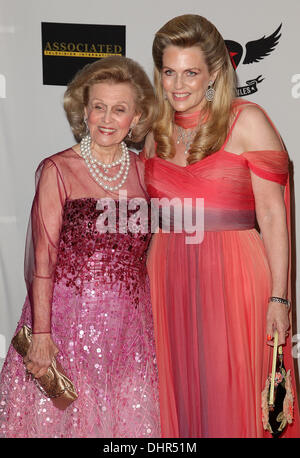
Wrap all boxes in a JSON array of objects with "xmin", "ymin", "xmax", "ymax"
[{"xmin": 12, "ymin": 325, "xmax": 78, "ymax": 410}]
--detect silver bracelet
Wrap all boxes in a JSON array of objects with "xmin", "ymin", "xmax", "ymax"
[{"xmin": 269, "ymin": 296, "xmax": 291, "ymax": 309}]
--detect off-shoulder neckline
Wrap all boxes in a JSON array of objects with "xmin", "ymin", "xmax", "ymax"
[{"xmin": 148, "ymin": 149, "xmax": 286, "ymax": 170}]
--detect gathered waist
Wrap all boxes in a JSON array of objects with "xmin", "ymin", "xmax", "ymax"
[{"xmin": 158, "ymin": 207, "xmax": 255, "ymax": 233}]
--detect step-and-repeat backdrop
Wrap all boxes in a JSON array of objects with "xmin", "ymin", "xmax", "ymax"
[{"xmin": 1, "ymin": 1, "xmax": 300, "ymax": 373}]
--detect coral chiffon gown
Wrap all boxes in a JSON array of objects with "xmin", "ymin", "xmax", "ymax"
[
  {"xmin": 0, "ymin": 149, "xmax": 160, "ymax": 438},
  {"xmin": 144, "ymin": 100, "xmax": 300, "ymax": 438}
]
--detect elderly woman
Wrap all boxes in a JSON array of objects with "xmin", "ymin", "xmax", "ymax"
[
  {"xmin": 0, "ymin": 56, "xmax": 160, "ymax": 438},
  {"xmin": 142, "ymin": 14, "xmax": 300, "ymax": 438}
]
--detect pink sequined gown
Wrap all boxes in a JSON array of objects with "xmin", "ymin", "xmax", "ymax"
[{"xmin": 0, "ymin": 149, "xmax": 160, "ymax": 438}]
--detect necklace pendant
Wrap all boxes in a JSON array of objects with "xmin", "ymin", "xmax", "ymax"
[{"xmin": 176, "ymin": 125, "xmax": 196, "ymax": 156}]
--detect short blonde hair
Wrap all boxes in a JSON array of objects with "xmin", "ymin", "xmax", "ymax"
[
  {"xmin": 64, "ymin": 56, "xmax": 156, "ymax": 143},
  {"xmin": 152, "ymin": 14, "xmax": 236, "ymax": 163}
]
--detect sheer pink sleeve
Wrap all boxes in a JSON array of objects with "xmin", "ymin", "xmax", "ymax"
[{"xmin": 25, "ymin": 158, "xmax": 67, "ymax": 333}]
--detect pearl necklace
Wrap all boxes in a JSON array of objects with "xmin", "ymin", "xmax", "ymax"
[{"xmin": 80, "ymin": 134, "xmax": 130, "ymax": 191}]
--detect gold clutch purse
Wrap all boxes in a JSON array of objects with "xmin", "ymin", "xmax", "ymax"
[{"xmin": 12, "ymin": 325, "xmax": 78, "ymax": 410}]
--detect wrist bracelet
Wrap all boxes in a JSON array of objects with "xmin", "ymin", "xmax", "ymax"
[{"xmin": 269, "ymin": 296, "xmax": 291, "ymax": 309}]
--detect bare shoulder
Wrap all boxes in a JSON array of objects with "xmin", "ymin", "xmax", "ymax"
[
  {"xmin": 235, "ymin": 103, "xmax": 283, "ymax": 151},
  {"xmin": 237, "ymin": 103, "xmax": 272, "ymax": 129}
]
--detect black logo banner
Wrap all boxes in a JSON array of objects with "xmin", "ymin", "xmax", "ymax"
[
  {"xmin": 225, "ymin": 24, "xmax": 282, "ymax": 97},
  {"xmin": 42, "ymin": 22, "xmax": 126, "ymax": 86}
]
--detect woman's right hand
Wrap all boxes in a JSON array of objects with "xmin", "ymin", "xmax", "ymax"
[{"xmin": 23, "ymin": 334, "xmax": 59, "ymax": 379}]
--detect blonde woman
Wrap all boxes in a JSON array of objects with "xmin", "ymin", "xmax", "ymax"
[{"xmin": 142, "ymin": 14, "xmax": 300, "ymax": 438}]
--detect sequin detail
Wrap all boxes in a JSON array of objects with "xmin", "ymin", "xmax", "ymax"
[
  {"xmin": 0, "ymin": 198, "xmax": 160, "ymax": 438},
  {"xmin": 55, "ymin": 199, "xmax": 151, "ymax": 297}
]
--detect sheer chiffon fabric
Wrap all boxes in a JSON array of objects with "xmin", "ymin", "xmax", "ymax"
[
  {"xmin": 144, "ymin": 100, "xmax": 300, "ymax": 438},
  {"xmin": 0, "ymin": 149, "xmax": 160, "ymax": 438}
]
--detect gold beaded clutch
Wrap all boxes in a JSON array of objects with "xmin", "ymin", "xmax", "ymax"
[{"xmin": 12, "ymin": 325, "xmax": 78, "ymax": 410}]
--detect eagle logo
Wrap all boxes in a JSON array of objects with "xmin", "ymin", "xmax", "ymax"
[{"xmin": 225, "ymin": 24, "xmax": 282, "ymax": 96}]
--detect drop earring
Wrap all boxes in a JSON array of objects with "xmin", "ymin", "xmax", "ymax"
[
  {"xmin": 127, "ymin": 127, "xmax": 133, "ymax": 139},
  {"xmin": 205, "ymin": 81, "xmax": 215, "ymax": 102},
  {"xmin": 84, "ymin": 118, "xmax": 89, "ymax": 134}
]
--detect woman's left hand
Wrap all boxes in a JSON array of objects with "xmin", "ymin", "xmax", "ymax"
[{"xmin": 266, "ymin": 301, "xmax": 290, "ymax": 346}]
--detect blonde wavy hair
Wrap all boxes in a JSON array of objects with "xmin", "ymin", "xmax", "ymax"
[
  {"xmin": 152, "ymin": 14, "xmax": 237, "ymax": 163},
  {"xmin": 64, "ymin": 55, "xmax": 156, "ymax": 143}
]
